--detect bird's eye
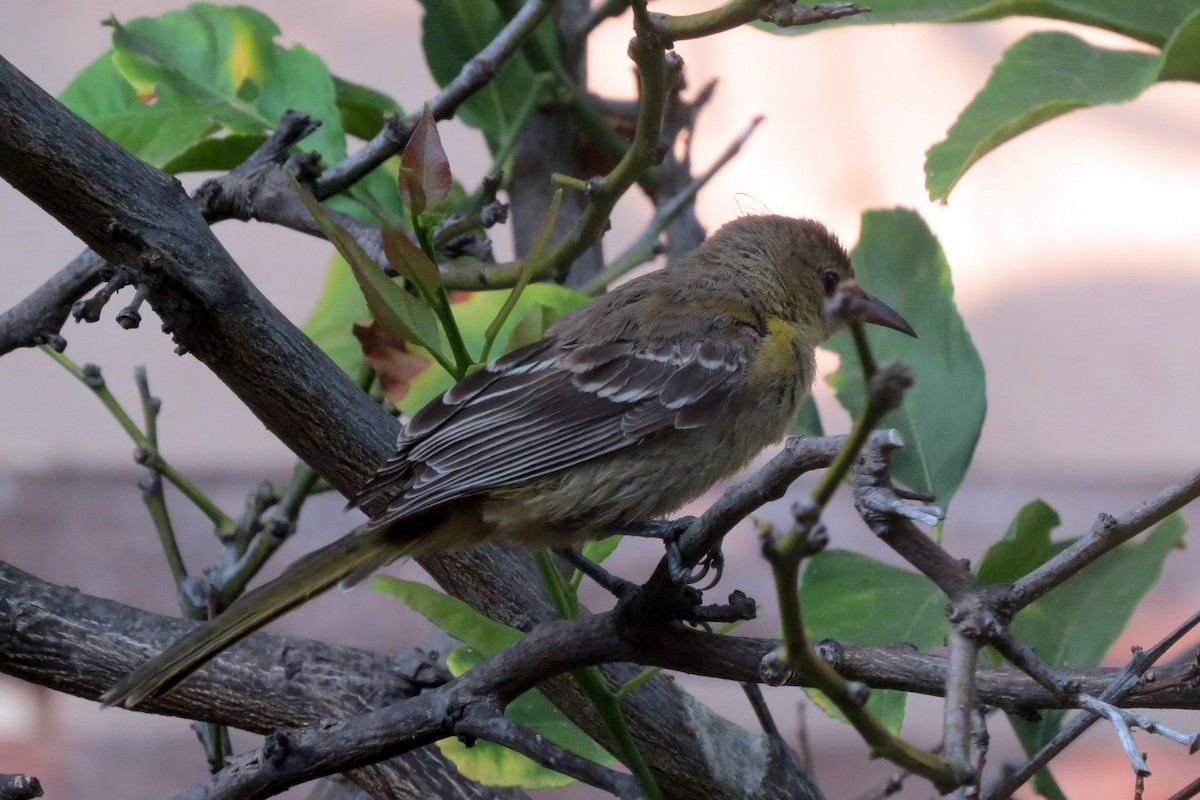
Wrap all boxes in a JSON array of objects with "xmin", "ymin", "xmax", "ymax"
[{"xmin": 820, "ymin": 271, "xmax": 840, "ymax": 297}]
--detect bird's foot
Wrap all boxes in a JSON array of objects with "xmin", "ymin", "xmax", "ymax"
[{"xmin": 605, "ymin": 517, "xmax": 725, "ymax": 589}]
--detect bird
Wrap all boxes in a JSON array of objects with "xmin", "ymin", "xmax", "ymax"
[{"xmin": 101, "ymin": 214, "xmax": 915, "ymax": 709}]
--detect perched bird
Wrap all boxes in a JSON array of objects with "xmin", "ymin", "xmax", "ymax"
[{"xmin": 102, "ymin": 214, "xmax": 914, "ymax": 709}]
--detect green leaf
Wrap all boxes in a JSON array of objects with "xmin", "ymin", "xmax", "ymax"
[
  {"xmin": 800, "ymin": 549, "xmax": 947, "ymax": 731},
  {"xmin": 438, "ymin": 646, "xmax": 614, "ymax": 788},
  {"xmin": 763, "ymin": 0, "xmax": 1200, "ymax": 48},
  {"xmin": 59, "ymin": 53, "xmax": 219, "ymax": 170},
  {"xmin": 333, "ymin": 74, "xmax": 402, "ymax": 140},
  {"xmin": 398, "ymin": 284, "xmax": 589, "ymax": 415},
  {"xmin": 504, "ymin": 302, "xmax": 562, "ymax": 353},
  {"xmin": 976, "ymin": 500, "xmax": 1060, "ymax": 585},
  {"xmin": 101, "ymin": 3, "xmax": 346, "ymax": 166},
  {"xmin": 159, "ymin": 133, "xmax": 266, "ymax": 173},
  {"xmin": 482, "ymin": 189, "xmax": 562, "ymax": 361},
  {"xmin": 580, "ymin": 535, "xmax": 621, "ymax": 566},
  {"xmin": 1157, "ymin": 7, "xmax": 1200, "ymax": 81},
  {"xmin": 1005, "ymin": 514, "xmax": 1186, "ymax": 791},
  {"xmin": 372, "ymin": 577, "xmax": 522, "ymax": 655},
  {"xmin": 419, "ymin": 0, "xmax": 548, "ymax": 151},
  {"xmin": 788, "ymin": 394, "xmax": 824, "ymax": 437},
  {"xmin": 826, "ymin": 208, "xmax": 986, "ymax": 512},
  {"xmin": 290, "ymin": 173, "xmax": 443, "ymax": 356},
  {"xmin": 399, "ymin": 105, "xmax": 453, "ymax": 214},
  {"xmin": 381, "ymin": 222, "xmax": 443, "ymax": 300},
  {"xmin": 925, "ymin": 32, "xmax": 1161, "ymax": 201}
]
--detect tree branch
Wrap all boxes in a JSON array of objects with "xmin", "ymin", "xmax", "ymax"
[{"xmin": 0, "ymin": 54, "xmax": 816, "ymax": 800}]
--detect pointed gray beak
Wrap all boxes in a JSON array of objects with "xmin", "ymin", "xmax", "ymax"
[{"xmin": 860, "ymin": 294, "xmax": 917, "ymax": 338}]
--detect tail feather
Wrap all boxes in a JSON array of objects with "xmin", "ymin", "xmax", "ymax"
[{"xmin": 101, "ymin": 525, "xmax": 402, "ymax": 710}]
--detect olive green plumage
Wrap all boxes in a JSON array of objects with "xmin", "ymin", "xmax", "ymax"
[{"xmin": 102, "ymin": 214, "xmax": 913, "ymax": 710}]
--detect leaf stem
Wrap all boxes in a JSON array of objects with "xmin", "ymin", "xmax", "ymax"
[{"xmin": 534, "ymin": 551, "xmax": 663, "ymax": 799}]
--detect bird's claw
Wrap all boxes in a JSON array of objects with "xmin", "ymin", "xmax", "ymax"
[{"xmin": 667, "ymin": 542, "xmax": 724, "ymax": 589}]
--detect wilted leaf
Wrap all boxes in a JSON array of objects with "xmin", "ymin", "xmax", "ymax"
[{"xmin": 352, "ymin": 321, "xmax": 432, "ymax": 404}]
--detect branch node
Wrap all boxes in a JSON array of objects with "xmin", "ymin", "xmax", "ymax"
[
  {"xmin": 116, "ymin": 285, "xmax": 149, "ymax": 329},
  {"xmin": 262, "ymin": 730, "xmax": 293, "ymax": 767}
]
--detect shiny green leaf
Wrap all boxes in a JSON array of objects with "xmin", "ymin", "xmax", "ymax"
[
  {"xmin": 104, "ymin": 3, "xmax": 346, "ymax": 165},
  {"xmin": 800, "ymin": 549, "xmax": 947, "ymax": 731}
]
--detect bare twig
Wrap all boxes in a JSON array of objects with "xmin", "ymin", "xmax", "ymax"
[
  {"xmin": 983, "ymin": 609, "xmax": 1200, "ymax": 800},
  {"xmin": 943, "ymin": 621, "xmax": 980, "ymax": 793},
  {"xmin": 1009, "ymin": 467, "xmax": 1200, "ymax": 610},
  {"xmin": 1168, "ymin": 775, "xmax": 1200, "ymax": 800},
  {"xmin": 457, "ymin": 708, "xmax": 645, "ymax": 799},
  {"xmin": 313, "ymin": 0, "xmax": 559, "ymax": 198},
  {"xmin": 582, "ymin": 113, "xmax": 765, "ymax": 294},
  {"xmin": 650, "ymin": 0, "xmax": 868, "ymax": 42}
]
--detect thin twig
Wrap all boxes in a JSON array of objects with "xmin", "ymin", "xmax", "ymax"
[
  {"xmin": 582, "ymin": 114, "xmax": 764, "ymax": 294},
  {"xmin": 650, "ymin": 0, "xmax": 868, "ymax": 42},
  {"xmin": 313, "ymin": 0, "xmax": 560, "ymax": 198},
  {"xmin": 983, "ymin": 609, "xmax": 1200, "ymax": 800},
  {"xmin": 1009, "ymin": 467, "xmax": 1200, "ymax": 610},
  {"xmin": 458, "ymin": 708, "xmax": 646, "ymax": 800},
  {"xmin": 41, "ymin": 348, "xmax": 236, "ymax": 538},
  {"xmin": 759, "ymin": 286, "xmax": 963, "ymax": 792},
  {"xmin": 943, "ymin": 620, "xmax": 980, "ymax": 793}
]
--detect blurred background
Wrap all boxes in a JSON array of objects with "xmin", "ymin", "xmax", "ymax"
[{"xmin": 1, "ymin": 1, "xmax": 1199, "ymax": 798}]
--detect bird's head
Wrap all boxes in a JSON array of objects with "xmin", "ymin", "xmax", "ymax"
[{"xmin": 710, "ymin": 214, "xmax": 916, "ymax": 343}]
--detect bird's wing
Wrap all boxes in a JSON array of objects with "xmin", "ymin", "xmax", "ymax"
[{"xmin": 352, "ymin": 329, "xmax": 759, "ymax": 524}]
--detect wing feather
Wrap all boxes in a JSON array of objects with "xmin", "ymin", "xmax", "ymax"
[{"xmin": 359, "ymin": 325, "xmax": 763, "ymax": 524}]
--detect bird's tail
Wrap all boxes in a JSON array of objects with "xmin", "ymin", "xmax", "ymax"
[{"xmin": 100, "ymin": 524, "xmax": 403, "ymax": 710}]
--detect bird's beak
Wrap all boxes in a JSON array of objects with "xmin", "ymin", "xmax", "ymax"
[{"xmin": 860, "ymin": 294, "xmax": 917, "ymax": 338}]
